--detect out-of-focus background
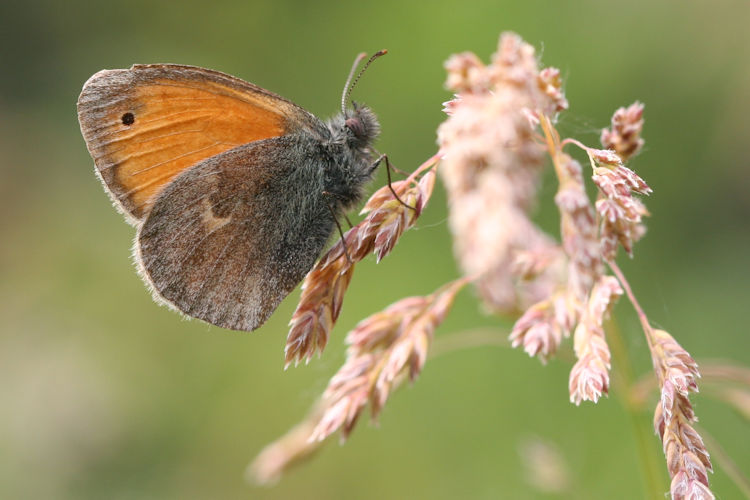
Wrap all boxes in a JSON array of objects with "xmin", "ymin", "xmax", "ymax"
[{"xmin": 1, "ymin": 1, "xmax": 748, "ymax": 498}]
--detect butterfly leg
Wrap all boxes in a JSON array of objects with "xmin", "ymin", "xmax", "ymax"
[
  {"xmin": 322, "ymin": 191, "xmax": 353, "ymax": 264},
  {"xmin": 342, "ymin": 213, "xmax": 354, "ymax": 229},
  {"xmin": 372, "ymin": 154, "xmax": 416, "ymax": 211},
  {"xmin": 372, "ymin": 148, "xmax": 410, "ymax": 176}
]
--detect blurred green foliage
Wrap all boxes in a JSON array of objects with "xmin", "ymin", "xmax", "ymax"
[{"xmin": 1, "ymin": 0, "xmax": 748, "ymax": 498}]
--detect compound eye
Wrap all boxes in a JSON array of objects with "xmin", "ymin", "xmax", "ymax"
[{"xmin": 345, "ymin": 117, "xmax": 364, "ymax": 137}]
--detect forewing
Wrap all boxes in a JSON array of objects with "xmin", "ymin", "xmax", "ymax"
[
  {"xmin": 136, "ymin": 137, "xmax": 334, "ymax": 331},
  {"xmin": 78, "ymin": 64, "xmax": 322, "ymax": 222}
]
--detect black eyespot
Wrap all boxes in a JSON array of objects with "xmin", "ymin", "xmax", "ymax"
[{"xmin": 121, "ymin": 112, "xmax": 135, "ymax": 126}]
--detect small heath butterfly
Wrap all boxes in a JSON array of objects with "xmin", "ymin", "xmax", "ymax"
[{"xmin": 78, "ymin": 52, "xmax": 386, "ymax": 331}]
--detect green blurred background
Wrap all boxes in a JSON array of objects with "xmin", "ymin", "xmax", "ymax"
[{"xmin": 1, "ymin": 0, "xmax": 748, "ymax": 498}]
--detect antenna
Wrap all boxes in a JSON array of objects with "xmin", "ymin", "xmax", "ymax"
[{"xmin": 340, "ymin": 49, "xmax": 387, "ymax": 114}]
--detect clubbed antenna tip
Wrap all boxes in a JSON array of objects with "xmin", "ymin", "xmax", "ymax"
[{"xmin": 341, "ymin": 50, "xmax": 388, "ymax": 113}]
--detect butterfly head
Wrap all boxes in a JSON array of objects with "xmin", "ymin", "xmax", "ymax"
[
  {"xmin": 335, "ymin": 50, "xmax": 386, "ymax": 151},
  {"xmin": 343, "ymin": 101, "xmax": 380, "ymax": 149}
]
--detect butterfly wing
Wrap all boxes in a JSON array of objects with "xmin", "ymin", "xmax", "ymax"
[
  {"xmin": 77, "ymin": 64, "xmax": 324, "ymax": 222},
  {"xmin": 136, "ymin": 136, "xmax": 336, "ymax": 331}
]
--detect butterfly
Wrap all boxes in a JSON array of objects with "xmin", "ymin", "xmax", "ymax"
[{"xmin": 77, "ymin": 52, "xmax": 386, "ymax": 331}]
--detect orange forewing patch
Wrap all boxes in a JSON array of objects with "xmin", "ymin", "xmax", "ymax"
[
  {"xmin": 78, "ymin": 65, "xmax": 311, "ymax": 222},
  {"xmin": 106, "ymin": 80, "xmax": 286, "ymax": 217}
]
